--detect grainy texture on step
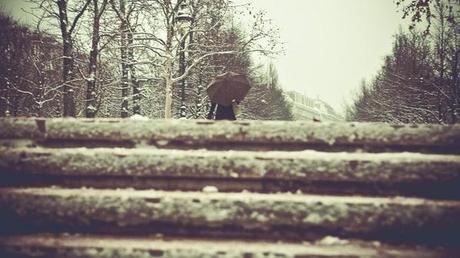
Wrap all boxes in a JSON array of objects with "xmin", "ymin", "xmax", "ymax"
[
  {"xmin": 1, "ymin": 118, "xmax": 459, "ymax": 152},
  {"xmin": 1, "ymin": 188, "xmax": 459, "ymax": 241},
  {"xmin": 0, "ymin": 234, "xmax": 456, "ymax": 258},
  {"xmin": 1, "ymin": 118, "xmax": 459, "ymax": 254},
  {"xmin": 1, "ymin": 147, "xmax": 459, "ymax": 183}
]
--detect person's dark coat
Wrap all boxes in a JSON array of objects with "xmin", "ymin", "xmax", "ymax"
[{"xmin": 207, "ymin": 102, "xmax": 236, "ymax": 120}]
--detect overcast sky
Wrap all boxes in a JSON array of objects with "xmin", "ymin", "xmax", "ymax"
[
  {"xmin": 1, "ymin": 0, "xmax": 409, "ymax": 114},
  {"xmin": 242, "ymin": 0, "xmax": 408, "ymax": 113}
]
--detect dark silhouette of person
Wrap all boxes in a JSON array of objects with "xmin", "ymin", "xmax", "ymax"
[{"xmin": 207, "ymin": 102, "xmax": 236, "ymax": 120}]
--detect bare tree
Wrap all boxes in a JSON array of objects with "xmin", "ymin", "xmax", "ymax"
[
  {"xmin": 396, "ymin": 0, "xmax": 458, "ymax": 34},
  {"xmin": 110, "ymin": 0, "xmax": 144, "ymax": 117},
  {"xmin": 85, "ymin": 0, "xmax": 109, "ymax": 117},
  {"xmin": 126, "ymin": 0, "xmax": 280, "ymax": 119},
  {"xmin": 0, "ymin": 12, "xmax": 64, "ymax": 117},
  {"xmin": 55, "ymin": 0, "xmax": 91, "ymax": 116},
  {"xmin": 5, "ymin": 0, "xmax": 281, "ymax": 119},
  {"xmin": 348, "ymin": 31, "xmax": 441, "ymax": 124}
]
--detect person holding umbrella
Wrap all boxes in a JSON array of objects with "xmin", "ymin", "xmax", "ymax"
[
  {"xmin": 207, "ymin": 99, "xmax": 239, "ymax": 120},
  {"xmin": 206, "ymin": 71, "xmax": 251, "ymax": 120}
]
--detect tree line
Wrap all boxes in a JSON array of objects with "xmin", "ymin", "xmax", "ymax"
[
  {"xmin": 0, "ymin": 0, "xmax": 293, "ymax": 120},
  {"xmin": 347, "ymin": 0, "xmax": 459, "ymax": 124}
]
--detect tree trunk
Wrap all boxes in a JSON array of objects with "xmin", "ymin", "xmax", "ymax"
[
  {"xmin": 132, "ymin": 76, "xmax": 140, "ymax": 115},
  {"xmin": 163, "ymin": 20, "xmax": 174, "ymax": 119},
  {"xmin": 164, "ymin": 59, "xmax": 173, "ymax": 119},
  {"xmin": 85, "ymin": 0, "xmax": 101, "ymax": 118},
  {"xmin": 450, "ymin": 49, "xmax": 459, "ymax": 124},
  {"xmin": 128, "ymin": 28, "xmax": 140, "ymax": 115},
  {"xmin": 179, "ymin": 32, "xmax": 186, "ymax": 118},
  {"xmin": 195, "ymin": 74, "xmax": 203, "ymax": 118},
  {"xmin": 57, "ymin": 0, "xmax": 76, "ymax": 117},
  {"xmin": 119, "ymin": 0, "xmax": 129, "ymax": 118}
]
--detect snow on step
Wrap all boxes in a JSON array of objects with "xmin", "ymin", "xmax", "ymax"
[
  {"xmin": 1, "ymin": 118, "xmax": 459, "ymax": 152},
  {"xmin": 2, "ymin": 147, "xmax": 459, "ymax": 183},
  {"xmin": 0, "ymin": 187, "xmax": 459, "ymax": 242},
  {"xmin": 0, "ymin": 234, "xmax": 456, "ymax": 258}
]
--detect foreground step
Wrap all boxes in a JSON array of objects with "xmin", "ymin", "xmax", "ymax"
[
  {"xmin": 1, "ymin": 118, "xmax": 459, "ymax": 153},
  {"xmin": 1, "ymin": 148, "xmax": 460, "ymax": 198},
  {"xmin": 0, "ymin": 234, "xmax": 457, "ymax": 258},
  {"xmin": 1, "ymin": 188, "xmax": 459, "ymax": 245}
]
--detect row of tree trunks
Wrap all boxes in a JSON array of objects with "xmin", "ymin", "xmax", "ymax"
[
  {"xmin": 57, "ymin": 0, "xmax": 137, "ymax": 118},
  {"xmin": 2, "ymin": 0, "xmax": 283, "ymax": 119}
]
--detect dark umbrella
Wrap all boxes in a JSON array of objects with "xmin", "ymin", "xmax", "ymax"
[{"xmin": 206, "ymin": 71, "xmax": 251, "ymax": 106}]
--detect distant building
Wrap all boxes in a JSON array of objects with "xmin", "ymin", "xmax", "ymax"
[{"xmin": 284, "ymin": 91, "xmax": 343, "ymax": 121}]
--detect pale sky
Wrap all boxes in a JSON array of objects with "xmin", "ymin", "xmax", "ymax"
[
  {"xmin": 243, "ymin": 0, "xmax": 408, "ymax": 113},
  {"xmin": 1, "ymin": 0, "xmax": 409, "ymax": 114}
]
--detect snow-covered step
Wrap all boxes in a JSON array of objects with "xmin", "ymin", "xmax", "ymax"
[
  {"xmin": 0, "ymin": 234, "xmax": 457, "ymax": 258},
  {"xmin": 1, "ymin": 147, "xmax": 460, "ymax": 198},
  {"xmin": 1, "ymin": 118, "xmax": 459, "ymax": 153},
  {"xmin": 1, "ymin": 187, "xmax": 459, "ymax": 245}
]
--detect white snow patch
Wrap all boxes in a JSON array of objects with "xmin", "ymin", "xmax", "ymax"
[
  {"xmin": 317, "ymin": 236, "xmax": 349, "ymax": 245},
  {"xmin": 130, "ymin": 114, "xmax": 149, "ymax": 121},
  {"xmin": 87, "ymin": 105, "xmax": 97, "ymax": 111},
  {"xmin": 230, "ymin": 172, "xmax": 239, "ymax": 178},
  {"xmin": 202, "ymin": 185, "xmax": 219, "ymax": 193}
]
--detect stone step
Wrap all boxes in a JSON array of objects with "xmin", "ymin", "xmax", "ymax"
[
  {"xmin": 1, "ymin": 187, "xmax": 459, "ymax": 245},
  {"xmin": 1, "ymin": 118, "xmax": 459, "ymax": 153},
  {"xmin": 1, "ymin": 147, "xmax": 459, "ymax": 198},
  {"xmin": 0, "ymin": 234, "xmax": 457, "ymax": 258}
]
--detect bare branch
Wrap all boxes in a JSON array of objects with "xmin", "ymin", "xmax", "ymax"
[{"xmin": 69, "ymin": 0, "xmax": 92, "ymax": 35}]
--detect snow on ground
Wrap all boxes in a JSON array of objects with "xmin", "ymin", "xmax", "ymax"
[{"xmin": 129, "ymin": 114, "xmax": 149, "ymax": 121}]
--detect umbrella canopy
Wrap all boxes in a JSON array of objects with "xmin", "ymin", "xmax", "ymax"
[{"xmin": 206, "ymin": 71, "xmax": 251, "ymax": 106}]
